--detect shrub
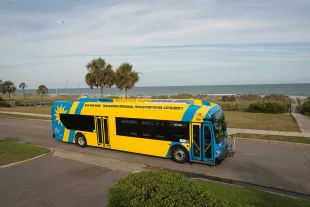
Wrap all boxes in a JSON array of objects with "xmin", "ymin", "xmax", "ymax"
[
  {"xmin": 302, "ymin": 102, "xmax": 310, "ymax": 114},
  {"xmin": 170, "ymin": 93, "xmax": 194, "ymax": 99},
  {"xmin": 238, "ymin": 94, "xmax": 260, "ymax": 101},
  {"xmin": 263, "ymin": 94, "xmax": 290, "ymax": 104},
  {"xmin": 151, "ymin": 95, "xmax": 170, "ymax": 99},
  {"xmin": 108, "ymin": 171, "xmax": 248, "ymax": 207},
  {"xmin": 248, "ymin": 102, "xmax": 288, "ymax": 114},
  {"xmin": 222, "ymin": 95, "xmax": 236, "ymax": 102}
]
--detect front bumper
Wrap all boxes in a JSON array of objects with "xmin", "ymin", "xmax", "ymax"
[{"xmin": 216, "ymin": 147, "xmax": 227, "ymax": 163}]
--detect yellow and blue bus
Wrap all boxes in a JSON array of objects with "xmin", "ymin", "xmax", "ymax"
[{"xmin": 51, "ymin": 98, "xmax": 228, "ymax": 165}]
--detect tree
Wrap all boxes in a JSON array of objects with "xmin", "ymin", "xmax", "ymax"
[
  {"xmin": 1, "ymin": 80, "xmax": 16, "ymax": 101},
  {"xmin": 0, "ymin": 80, "xmax": 3, "ymax": 93},
  {"xmin": 37, "ymin": 85, "xmax": 48, "ymax": 102},
  {"xmin": 85, "ymin": 58, "xmax": 115, "ymax": 98},
  {"xmin": 19, "ymin": 82, "xmax": 27, "ymax": 101},
  {"xmin": 115, "ymin": 63, "xmax": 140, "ymax": 98}
]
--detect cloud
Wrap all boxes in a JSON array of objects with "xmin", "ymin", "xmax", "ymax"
[{"xmin": 0, "ymin": 0, "xmax": 310, "ymax": 88}]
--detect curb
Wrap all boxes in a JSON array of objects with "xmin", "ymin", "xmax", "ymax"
[
  {"xmin": 0, "ymin": 142, "xmax": 53, "ymax": 169},
  {"xmin": 235, "ymin": 137, "xmax": 310, "ymax": 146}
]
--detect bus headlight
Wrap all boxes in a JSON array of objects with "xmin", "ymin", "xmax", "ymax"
[{"xmin": 216, "ymin": 150, "xmax": 221, "ymax": 154}]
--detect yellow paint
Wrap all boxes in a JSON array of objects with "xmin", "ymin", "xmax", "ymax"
[{"xmin": 54, "ymin": 105, "xmax": 68, "ymax": 125}]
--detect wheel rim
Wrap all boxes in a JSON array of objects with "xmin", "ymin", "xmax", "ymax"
[
  {"xmin": 77, "ymin": 137, "xmax": 84, "ymax": 145},
  {"xmin": 174, "ymin": 149, "xmax": 185, "ymax": 161}
]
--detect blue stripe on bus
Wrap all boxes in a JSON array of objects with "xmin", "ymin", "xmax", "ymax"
[
  {"xmin": 204, "ymin": 105, "xmax": 221, "ymax": 119},
  {"xmin": 181, "ymin": 105, "xmax": 200, "ymax": 122},
  {"xmin": 68, "ymin": 130, "xmax": 76, "ymax": 143},
  {"xmin": 75, "ymin": 102, "xmax": 85, "ymax": 115},
  {"xmin": 165, "ymin": 142, "xmax": 182, "ymax": 158}
]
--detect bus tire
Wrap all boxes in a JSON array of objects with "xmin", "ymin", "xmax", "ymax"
[
  {"xmin": 171, "ymin": 146, "xmax": 188, "ymax": 164},
  {"xmin": 75, "ymin": 133, "xmax": 87, "ymax": 148}
]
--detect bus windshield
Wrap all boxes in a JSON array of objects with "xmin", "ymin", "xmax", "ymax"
[{"xmin": 213, "ymin": 109, "xmax": 226, "ymax": 144}]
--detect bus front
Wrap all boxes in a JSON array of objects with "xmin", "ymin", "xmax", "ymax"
[
  {"xmin": 191, "ymin": 105, "xmax": 228, "ymax": 165},
  {"xmin": 210, "ymin": 108, "xmax": 228, "ymax": 163}
]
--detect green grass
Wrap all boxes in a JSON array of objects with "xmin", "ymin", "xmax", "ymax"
[
  {"xmin": 0, "ymin": 105, "xmax": 299, "ymax": 132},
  {"xmin": 225, "ymin": 111, "xmax": 299, "ymax": 132},
  {"xmin": 0, "ymin": 113, "xmax": 51, "ymax": 120},
  {"xmin": 0, "ymin": 105, "xmax": 51, "ymax": 114},
  {"xmin": 233, "ymin": 133, "xmax": 310, "ymax": 144},
  {"xmin": 199, "ymin": 180, "xmax": 310, "ymax": 207},
  {"xmin": 0, "ymin": 140, "xmax": 50, "ymax": 166}
]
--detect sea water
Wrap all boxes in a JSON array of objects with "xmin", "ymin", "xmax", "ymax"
[{"xmin": 16, "ymin": 83, "xmax": 310, "ymax": 98}]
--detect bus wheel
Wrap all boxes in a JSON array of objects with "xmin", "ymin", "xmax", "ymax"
[
  {"xmin": 171, "ymin": 146, "xmax": 188, "ymax": 164},
  {"xmin": 75, "ymin": 134, "xmax": 87, "ymax": 148}
]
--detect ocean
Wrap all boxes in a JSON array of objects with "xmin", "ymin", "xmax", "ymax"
[{"xmin": 16, "ymin": 83, "xmax": 310, "ymax": 98}]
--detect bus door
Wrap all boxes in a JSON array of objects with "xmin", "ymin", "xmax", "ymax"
[
  {"xmin": 191, "ymin": 123, "xmax": 215, "ymax": 164},
  {"xmin": 95, "ymin": 117, "xmax": 110, "ymax": 148}
]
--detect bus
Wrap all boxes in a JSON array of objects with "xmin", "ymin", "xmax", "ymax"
[{"xmin": 51, "ymin": 98, "xmax": 229, "ymax": 165}]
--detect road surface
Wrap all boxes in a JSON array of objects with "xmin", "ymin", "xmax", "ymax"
[
  {"xmin": 0, "ymin": 154, "xmax": 129, "ymax": 207},
  {"xmin": 1, "ymin": 118, "xmax": 310, "ymax": 195}
]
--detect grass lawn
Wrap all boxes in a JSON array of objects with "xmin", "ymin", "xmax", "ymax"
[
  {"xmin": 233, "ymin": 133, "xmax": 310, "ymax": 144},
  {"xmin": 0, "ymin": 113, "xmax": 51, "ymax": 120},
  {"xmin": 0, "ymin": 105, "xmax": 51, "ymax": 114},
  {"xmin": 224, "ymin": 111, "xmax": 299, "ymax": 132},
  {"xmin": 199, "ymin": 180, "xmax": 310, "ymax": 207},
  {"xmin": 0, "ymin": 140, "xmax": 50, "ymax": 166},
  {"xmin": 0, "ymin": 106, "xmax": 299, "ymax": 132}
]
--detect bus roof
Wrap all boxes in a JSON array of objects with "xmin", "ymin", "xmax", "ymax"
[
  {"xmin": 52, "ymin": 98, "xmax": 220, "ymax": 122},
  {"xmin": 77, "ymin": 97, "xmax": 212, "ymax": 106}
]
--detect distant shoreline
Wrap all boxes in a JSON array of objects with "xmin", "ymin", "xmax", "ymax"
[{"xmin": 12, "ymin": 83, "xmax": 310, "ymax": 97}]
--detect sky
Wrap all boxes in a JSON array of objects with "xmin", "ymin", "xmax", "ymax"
[{"xmin": 1, "ymin": 0, "xmax": 310, "ymax": 89}]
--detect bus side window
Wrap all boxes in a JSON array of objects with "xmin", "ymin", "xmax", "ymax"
[
  {"xmin": 60, "ymin": 114, "xmax": 95, "ymax": 132},
  {"xmin": 165, "ymin": 122, "xmax": 189, "ymax": 142},
  {"xmin": 116, "ymin": 118, "xmax": 139, "ymax": 137}
]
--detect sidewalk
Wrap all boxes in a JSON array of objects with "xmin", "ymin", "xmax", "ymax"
[
  {"xmin": 228, "ymin": 128, "xmax": 310, "ymax": 137},
  {"xmin": 291, "ymin": 113, "xmax": 310, "ymax": 133},
  {"xmin": 1, "ymin": 110, "xmax": 310, "ymax": 137}
]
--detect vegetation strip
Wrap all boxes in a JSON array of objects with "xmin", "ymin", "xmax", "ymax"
[
  {"xmin": 233, "ymin": 133, "xmax": 310, "ymax": 144},
  {"xmin": 0, "ymin": 113, "xmax": 51, "ymax": 120},
  {"xmin": 143, "ymin": 166, "xmax": 310, "ymax": 201},
  {"xmin": 198, "ymin": 179, "xmax": 310, "ymax": 207},
  {"xmin": 110, "ymin": 170, "xmax": 310, "ymax": 207},
  {"xmin": 0, "ymin": 107, "xmax": 299, "ymax": 132},
  {"xmin": 0, "ymin": 140, "xmax": 50, "ymax": 166}
]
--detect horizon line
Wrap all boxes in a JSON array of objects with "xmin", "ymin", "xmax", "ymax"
[{"xmin": 18, "ymin": 82, "xmax": 310, "ymax": 90}]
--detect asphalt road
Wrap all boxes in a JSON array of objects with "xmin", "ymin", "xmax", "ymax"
[
  {"xmin": 0, "ymin": 155, "xmax": 129, "ymax": 207},
  {"xmin": 1, "ymin": 118, "xmax": 310, "ymax": 195}
]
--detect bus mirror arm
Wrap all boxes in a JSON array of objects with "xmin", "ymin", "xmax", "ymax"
[{"xmin": 226, "ymin": 135, "xmax": 235, "ymax": 157}]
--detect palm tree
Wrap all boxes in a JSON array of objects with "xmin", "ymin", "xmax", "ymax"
[
  {"xmin": 37, "ymin": 85, "xmax": 48, "ymax": 103},
  {"xmin": 19, "ymin": 82, "xmax": 27, "ymax": 101},
  {"xmin": 85, "ymin": 58, "xmax": 115, "ymax": 98},
  {"xmin": 115, "ymin": 63, "xmax": 140, "ymax": 98},
  {"xmin": 1, "ymin": 80, "xmax": 16, "ymax": 101}
]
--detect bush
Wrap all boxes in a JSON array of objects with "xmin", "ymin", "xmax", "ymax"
[
  {"xmin": 108, "ymin": 171, "xmax": 248, "ymax": 207},
  {"xmin": 222, "ymin": 95, "xmax": 236, "ymax": 102},
  {"xmin": 248, "ymin": 102, "xmax": 288, "ymax": 114},
  {"xmin": 263, "ymin": 94, "xmax": 290, "ymax": 105},
  {"xmin": 238, "ymin": 94, "xmax": 260, "ymax": 101},
  {"xmin": 302, "ymin": 102, "xmax": 310, "ymax": 114}
]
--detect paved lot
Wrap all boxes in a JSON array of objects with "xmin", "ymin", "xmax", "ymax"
[
  {"xmin": 1, "ymin": 118, "xmax": 310, "ymax": 195},
  {"xmin": 0, "ymin": 154, "xmax": 129, "ymax": 207}
]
